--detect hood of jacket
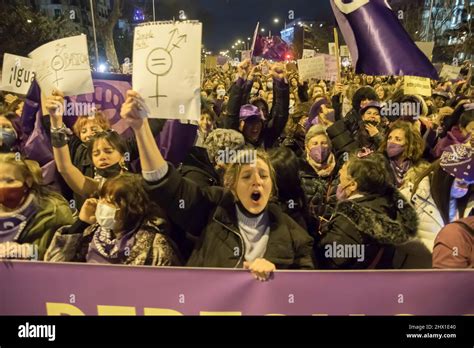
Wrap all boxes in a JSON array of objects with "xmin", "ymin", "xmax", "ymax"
[{"xmin": 336, "ymin": 189, "xmax": 419, "ymax": 245}]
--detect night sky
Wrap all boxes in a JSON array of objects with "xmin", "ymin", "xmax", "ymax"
[{"xmin": 149, "ymin": 0, "xmax": 333, "ymax": 51}]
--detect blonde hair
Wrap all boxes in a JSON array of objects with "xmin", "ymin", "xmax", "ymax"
[
  {"xmin": 223, "ymin": 149, "xmax": 277, "ymax": 199},
  {"xmin": 72, "ymin": 111, "xmax": 111, "ymax": 138},
  {"xmin": 0, "ymin": 153, "xmax": 65, "ymax": 202}
]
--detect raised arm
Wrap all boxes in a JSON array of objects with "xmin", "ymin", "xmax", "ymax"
[
  {"xmin": 120, "ymin": 91, "xmax": 218, "ymax": 234},
  {"xmin": 45, "ymin": 90, "xmax": 98, "ymax": 198}
]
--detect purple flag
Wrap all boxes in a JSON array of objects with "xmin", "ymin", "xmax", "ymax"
[
  {"xmin": 253, "ymin": 35, "xmax": 290, "ymax": 61},
  {"xmin": 331, "ymin": 0, "xmax": 439, "ymax": 79}
]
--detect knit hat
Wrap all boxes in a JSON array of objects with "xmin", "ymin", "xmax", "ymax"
[
  {"xmin": 203, "ymin": 129, "xmax": 246, "ymax": 165},
  {"xmin": 440, "ymin": 144, "xmax": 474, "ymax": 183}
]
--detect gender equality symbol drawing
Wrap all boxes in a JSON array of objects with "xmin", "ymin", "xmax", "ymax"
[
  {"xmin": 146, "ymin": 28, "xmax": 187, "ymax": 107},
  {"xmin": 51, "ymin": 44, "xmax": 68, "ymax": 86}
]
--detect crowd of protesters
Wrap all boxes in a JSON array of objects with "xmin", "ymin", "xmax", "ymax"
[{"xmin": 0, "ymin": 56, "xmax": 473, "ymax": 279}]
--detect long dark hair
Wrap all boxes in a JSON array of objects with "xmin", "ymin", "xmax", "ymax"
[
  {"xmin": 268, "ymin": 147, "xmax": 308, "ymax": 214},
  {"xmin": 87, "ymin": 130, "xmax": 128, "ymax": 160},
  {"xmin": 412, "ymin": 160, "xmax": 473, "ymax": 224}
]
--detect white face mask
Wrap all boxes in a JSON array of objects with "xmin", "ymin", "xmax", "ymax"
[
  {"xmin": 267, "ymin": 82, "xmax": 273, "ymax": 90},
  {"xmin": 95, "ymin": 202, "xmax": 119, "ymax": 230},
  {"xmin": 216, "ymin": 89, "xmax": 226, "ymax": 97}
]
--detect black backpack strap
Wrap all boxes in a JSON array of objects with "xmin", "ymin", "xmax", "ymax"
[{"xmin": 452, "ymin": 221, "xmax": 474, "ymax": 236}]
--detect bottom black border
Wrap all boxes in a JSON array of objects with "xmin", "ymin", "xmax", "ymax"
[{"xmin": 0, "ymin": 316, "xmax": 472, "ymax": 346}]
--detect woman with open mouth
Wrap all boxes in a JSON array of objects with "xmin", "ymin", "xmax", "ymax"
[{"xmin": 120, "ymin": 91, "xmax": 315, "ymax": 281}]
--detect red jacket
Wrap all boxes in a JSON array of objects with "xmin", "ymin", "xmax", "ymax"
[{"xmin": 433, "ymin": 217, "xmax": 474, "ymax": 268}]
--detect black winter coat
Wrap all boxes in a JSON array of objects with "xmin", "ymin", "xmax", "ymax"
[
  {"xmin": 178, "ymin": 146, "xmax": 220, "ymax": 187},
  {"xmin": 223, "ymin": 77, "xmax": 289, "ymax": 149},
  {"xmin": 144, "ymin": 165, "xmax": 315, "ymax": 269},
  {"xmin": 316, "ymin": 189, "xmax": 432, "ymax": 269}
]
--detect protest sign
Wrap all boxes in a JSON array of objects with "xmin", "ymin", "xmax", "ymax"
[
  {"xmin": 1, "ymin": 53, "xmax": 35, "ymax": 95},
  {"xmin": 298, "ymin": 54, "xmax": 338, "ymax": 81},
  {"xmin": 205, "ymin": 56, "xmax": 217, "ymax": 69},
  {"xmin": 404, "ymin": 76, "xmax": 432, "ymax": 97},
  {"xmin": 29, "ymin": 35, "xmax": 94, "ymax": 96},
  {"xmin": 328, "ymin": 42, "xmax": 336, "ymax": 56},
  {"xmin": 439, "ymin": 64, "xmax": 462, "ymax": 80},
  {"xmin": 302, "ymin": 49, "xmax": 316, "ymax": 59},
  {"xmin": 132, "ymin": 21, "xmax": 202, "ymax": 121},
  {"xmin": 340, "ymin": 45, "xmax": 350, "ymax": 57}
]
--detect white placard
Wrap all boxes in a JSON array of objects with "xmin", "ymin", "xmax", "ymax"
[
  {"xmin": 328, "ymin": 43, "xmax": 336, "ymax": 56},
  {"xmin": 439, "ymin": 64, "xmax": 462, "ymax": 80},
  {"xmin": 298, "ymin": 54, "xmax": 338, "ymax": 81},
  {"xmin": 1, "ymin": 53, "xmax": 35, "ymax": 95},
  {"xmin": 297, "ymin": 56, "xmax": 326, "ymax": 80},
  {"xmin": 132, "ymin": 22, "xmax": 202, "ymax": 120},
  {"xmin": 302, "ymin": 49, "xmax": 316, "ymax": 59},
  {"xmin": 404, "ymin": 76, "xmax": 432, "ymax": 97},
  {"xmin": 340, "ymin": 45, "xmax": 350, "ymax": 57},
  {"xmin": 29, "ymin": 35, "xmax": 93, "ymax": 96},
  {"xmin": 241, "ymin": 50, "xmax": 251, "ymax": 62}
]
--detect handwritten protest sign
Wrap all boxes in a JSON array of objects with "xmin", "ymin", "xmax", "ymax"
[
  {"xmin": 205, "ymin": 56, "xmax": 217, "ymax": 69},
  {"xmin": 302, "ymin": 49, "xmax": 316, "ymax": 59},
  {"xmin": 29, "ymin": 35, "xmax": 93, "ymax": 96},
  {"xmin": 1, "ymin": 53, "xmax": 35, "ymax": 95},
  {"xmin": 404, "ymin": 76, "xmax": 432, "ymax": 97},
  {"xmin": 133, "ymin": 21, "xmax": 202, "ymax": 121},
  {"xmin": 298, "ymin": 54, "xmax": 338, "ymax": 81},
  {"xmin": 439, "ymin": 64, "xmax": 462, "ymax": 80},
  {"xmin": 340, "ymin": 45, "xmax": 350, "ymax": 57}
]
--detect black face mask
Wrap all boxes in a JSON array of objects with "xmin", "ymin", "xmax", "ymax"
[{"xmin": 95, "ymin": 163, "xmax": 122, "ymax": 178}]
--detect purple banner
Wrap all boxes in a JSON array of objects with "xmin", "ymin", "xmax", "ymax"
[{"xmin": 1, "ymin": 261, "xmax": 473, "ymax": 315}]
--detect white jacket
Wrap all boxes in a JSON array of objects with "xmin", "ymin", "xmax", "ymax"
[{"xmin": 401, "ymin": 176, "xmax": 474, "ymax": 251}]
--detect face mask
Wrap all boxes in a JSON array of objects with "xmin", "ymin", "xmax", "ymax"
[
  {"xmin": 267, "ymin": 82, "xmax": 273, "ymax": 90},
  {"xmin": 95, "ymin": 202, "xmax": 118, "ymax": 230},
  {"xmin": 450, "ymin": 183, "xmax": 468, "ymax": 199},
  {"xmin": 216, "ymin": 89, "xmax": 226, "ymax": 98},
  {"xmin": 386, "ymin": 142, "xmax": 405, "ymax": 158},
  {"xmin": 336, "ymin": 182, "xmax": 353, "ymax": 201},
  {"xmin": 310, "ymin": 146, "xmax": 330, "ymax": 164},
  {"xmin": 0, "ymin": 185, "xmax": 29, "ymax": 209},
  {"xmin": 0, "ymin": 129, "xmax": 17, "ymax": 152},
  {"xmin": 95, "ymin": 163, "xmax": 122, "ymax": 178},
  {"xmin": 251, "ymin": 88, "xmax": 259, "ymax": 96}
]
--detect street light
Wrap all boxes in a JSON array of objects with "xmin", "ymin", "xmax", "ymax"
[
  {"xmin": 261, "ymin": 28, "xmax": 265, "ymax": 32},
  {"xmin": 27, "ymin": 19, "xmax": 32, "ymax": 23},
  {"xmin": 274, "ymin": 18, "xmax": 279, "ymax": 23}
]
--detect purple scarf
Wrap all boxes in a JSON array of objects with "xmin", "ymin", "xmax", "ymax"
[
  {"xmin": 86, "ymin": 224, "xmax": 138, "ymax": 264},
  {"xmin": 390, "ymin": 159, "xmax": 412, "ymax": 188}
]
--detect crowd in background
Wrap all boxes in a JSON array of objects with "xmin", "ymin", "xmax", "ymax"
[{"xmin": 0, "ymin": 57, "xmax": 473, "ymax": 279}]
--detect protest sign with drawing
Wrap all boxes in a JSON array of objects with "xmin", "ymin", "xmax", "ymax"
[
  {"xmin": 1, "ymin": 53, "xmax": 35, "ymax": 95},
  {"xmin": 29, "ymin": 35, "xmax": 94, "ymax": 96},
  {"xmin": 132, "ymin": 21, "xmax": 202, "ymax": 121}
]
